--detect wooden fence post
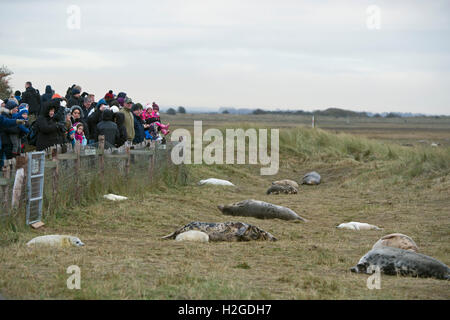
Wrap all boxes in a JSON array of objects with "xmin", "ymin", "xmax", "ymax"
[
  {"xmin": 52, "ymin": 147, "xmax": 59, "ymax": 204},
  {"xmin": 125, "ymin": 143, "xmax": 131, "ymax": 178},
  {"xmin": 99, "ymin": 135, "xmax": 105, "ymax": 183},
  {"xmin": 75, "ymin": 141, "xmax": 81, "ymax": 202},
  {"xmin": 2, "ymin": 160, "xmax": 12, "ymax": 214}
]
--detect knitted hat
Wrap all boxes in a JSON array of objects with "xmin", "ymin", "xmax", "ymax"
[
  {"xmin": 105, "ymin": 90, "xmax": 114, "ymax": 100},
  {"xmin": 19, "ymin": 103, "xmax": 29, "ymax": 111},
  {"xmin": 18, "ymin": 108, "xmax": 28, "ymax": 118},
  {"xmin": 144, "ymin": 103, "xmax": 152, "ymax": 110},
  {"xmin": 117, "ymin": 92, "xmax": 127, "ymax": 99},
  {"xmin": 14, "ymin": 90, "xmax": 21, "ymax": 96},
  {"xmin": 72, "ymin": 88, "xmax": 81, "ymax": 95},
  {"xmin": 152, "ymin": 102, "xmax": 159, "ymax": 111},
  {"xmin": 52, "ymin": 93, "xmax": 62, "ymax": 99},
  {"xmin": 70, "ymin": 105, "xmax": 82, "ymax": 114},
  {"xmin": 6, "ymin": 100, "xmax": 18, "ymax": 110},
  {"xmin": 69, "ymin": 126, "xmax": 76, "ymax": 136}
]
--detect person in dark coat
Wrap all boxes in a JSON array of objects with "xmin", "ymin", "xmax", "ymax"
[
  {"xmin": 96, "ymin": 109, "xmax": 119, "ymax": 148},
  {"xmin": 87, "ymin": 99, "xmax": 108, "ymax": 144},
  {"xmin": 113, "ymin": 112, "xmax": 127, "ymax": 148},
  {"xmin": 35, "ymin": 103, "xmax": 65, "ymax": 151},
  {"xmin": 21, "ymin": 81, "xmax": 41, "ymax": 118},
  {"xmin": 132, "ymin": 103, "xmax": 146, "ymax": 144},
  {"xmin": 40, "ymin": 85, "xmax": 54, "ymax": 105},
  {"xmin": 67, "ymin": 88, "xmax": 83, "ymax": 108}
]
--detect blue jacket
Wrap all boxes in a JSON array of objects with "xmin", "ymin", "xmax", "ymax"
[
  {"xmin": 132, "ymin": 114, "xmax": 145, "ymax": 144},
  {"xmin": 0, "ymin": 115, "xmax": 19, "ymax": 148}
]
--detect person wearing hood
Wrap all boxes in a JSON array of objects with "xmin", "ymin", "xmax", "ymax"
[
  {"xmin": 40, "ymin": 85, "xmax": 54, "ymax": 105},
  {"xmin": 87, "ymin": 99, "xmax": 108, "ymax": 144},
  {"xmin": 35, "ymin": 103, "xmax": 65, "ymax": 151},
  {"xmin": 96, "ymin": 109, "xmax": 119, "ymax": 148},
  {"xmin": 21, "ymin": 81, "xmax": 41, "ymax": 118},
  {"xmin": 113, "ymin": 112, "xmax": 127, "ymax": 148},
  {"xmin": 69, "ymin": 105, "xmax": 89, "ymax": 139}
]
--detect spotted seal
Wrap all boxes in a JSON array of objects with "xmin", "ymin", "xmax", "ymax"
[
  {"xmin": 218, "ymin": 199, "xmax": 307, "ymax": 221},
  {"xmin": 162, "ymin": 221, "xmax": 277, "ymax": 242},
  {"xmin": 272, "ymin": 180, "xmax": 299, "ymax": 189},
  {"xmin": 266, "ymin": 184, "xmax": 298, "ymax": 195},
  {"xmin": 350, "ymin": 247, "xmax": 450, "ymax": 280},
  {"xmin": 372, "ymin": 233, "xmax": 419, "ymax": 252},
  {"xmin": 302, "ymin": 171, "xmax": 321, "ymax": 185}
]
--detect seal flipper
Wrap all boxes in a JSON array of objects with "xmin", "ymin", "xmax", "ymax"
[{"xmin": 161, "ymin": 232, "xmax": 177, "ymax": 240}]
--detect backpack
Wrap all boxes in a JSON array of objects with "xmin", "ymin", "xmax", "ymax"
[{"xmin": 26, "ymin": 120, "xmax": 39, "ymax": 146}]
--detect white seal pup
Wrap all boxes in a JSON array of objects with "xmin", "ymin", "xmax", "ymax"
[
  {"xmin": 26, "ymin": 235, "xmax": 85, "ymax": 247},
  {"xmin": 351, "ymin": 247, "xmax": 450, "ymax": 280},
  {"xmin": 198, "ymin": 178, "xmax": 235, "ymax": 186},
  {"xmin": 302, "ymin": 171, "xmax": 321, "ymax": 185},
  {"xmin": 175, "ymin": 230, "xmax": 209, "ymax": 242},
  {"xmin": 218, "ymin": 199, "xmax": 307, "ymax": 221},
  {"xmin": 372, "ymin": 233, "xmax": 419, "ymax": 252},
  {"xmin": 337, "ymin": 222, "xmax": 381, "ymax": 231},
  {"xmin": 103, "ymin": 194, "xmax": 128, "ymax": 201}
]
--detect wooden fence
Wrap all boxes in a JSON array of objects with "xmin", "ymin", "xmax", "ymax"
[{"xmin": 0, "ymin": 137, "xmax": 187, "ymax": 222}]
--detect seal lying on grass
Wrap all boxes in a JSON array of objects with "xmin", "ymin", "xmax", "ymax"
[
  {"xmin": 27, "ymin": 235, "xmax": 85, "ymax": 247},
  {"xmin": 175, "ymin": 230, "xmax": 209, "ymax": 242},
  {"xmin": 272, "ymin": 179, "xmax": 299, "ymax": 189},
  {"xmin": 162, "ymin": 221, "xmax": 277, "ymax": 242},
  {"xmin": 337, "ymin": 222, "xmax": 381, "ymax": 231},
  {"xmin": 302, "ymin": 171, "xmax": 321, "ymax": 185},
  {"xmin": 266, "ymin": 184, "xmax": 298, "ymax": 195},
  {"xmin": 350, "ymin": 247, "xmax": 450, "ymax": 280},
  {"xmin": 372, "ymin": 233, "xmax": 419, "ymax": 252},
  {"xmin": 218, "ymin": 199, "xmax": 307, "ymax": 221}
]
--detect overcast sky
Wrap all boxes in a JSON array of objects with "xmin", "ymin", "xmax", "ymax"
[{"xmin": 1, "ymin": 0, "xmax": 449, "ymax": 114}]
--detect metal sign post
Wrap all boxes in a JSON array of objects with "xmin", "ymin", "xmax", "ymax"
[{"xmin": 26, "ymin": 152, "xmax": 45, "ymax": 225}]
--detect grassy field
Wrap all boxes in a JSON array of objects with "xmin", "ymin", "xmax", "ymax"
[{"xmin": 0, "ymin": 114, "xmax": 449, "ymax": 299}]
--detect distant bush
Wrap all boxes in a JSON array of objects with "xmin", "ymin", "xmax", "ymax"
[
  {"xmin": 167, "ymin": 108, "xmax": 176, "ymax": 115},
  {"xmin": 177, "ymin": 106, "xmax": 186, "ymax": 114}
]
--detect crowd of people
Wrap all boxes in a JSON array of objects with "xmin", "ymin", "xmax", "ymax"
[{"xmin": 0, "ymin": 82, "xmax": 171, "ymax": 167}]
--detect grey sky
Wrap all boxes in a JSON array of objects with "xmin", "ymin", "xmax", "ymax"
[{"xmin": 1, "ymin": 0, "xmax": 449, "ymax": 114}]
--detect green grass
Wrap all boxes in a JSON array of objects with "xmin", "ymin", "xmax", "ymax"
[{"xmin": 0, "ymin": 118, "xmax": 449, "ymax": 300}]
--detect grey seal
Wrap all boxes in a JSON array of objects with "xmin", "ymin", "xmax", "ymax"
[
  {"xmin": 218, "ymin": 199, "xmax": 307, "ymax": 221},
  {"xmin": 162, "ymin": 221, "xmax": 277, "ymax": 242},
  {"xmin": 266, "ymin": 184, "xmax": 298, "ymax": 195},
  {"xmin": 372, "ymin": 233, "xmax": 419, "ymax": 252},
  {"xmin": 350, "ymin": 247, "xmax": 449, "ymax": 280},
  {"xmin": 302, "ymin": 171, "xmax": 321, "ymax": 185},
  {"xmin": 272, "ymin": 179, "xmax": 299, "ymax": 189}
]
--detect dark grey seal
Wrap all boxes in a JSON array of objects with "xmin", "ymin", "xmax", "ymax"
[
  {"xmin": 266, "ymin": 184, "xmax": 298, "ymax": 195},
  {"xmin": 218, "ymin": 199, "xmax": 307, "ymax": 221},
  {"xmin": 161, "ymin": 221, "xmax": 277, "ymax": 242},
  {"xmin": 302, "ymin": 171, "xmax": 321, "ymax": 185},
  {"xmin": 351, "ymin": 247, "xmax": 450, "ymax": 280}
]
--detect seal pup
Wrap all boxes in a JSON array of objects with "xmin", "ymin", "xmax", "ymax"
[
  {"xmin": 272, "ymin": 180, "xmax": 299, "ymax": 189},
  {"xmin": 218, "ymin": 199, "xmax": 307, "ymax": 221},
  {"xmin": 302, "ymin": 171, "xmax": 321, "ymax": 185},
  {"xmin": 103, "ymin": 194, "xmax": 128, "ymax": 201},
  {"xmin": 350, "ymin": 247, "xmax": 450, "ymax": 280},
  {"xmin": 198, "ymin": 178, "xmax": 235, "ymax": 186},
  {"xmin": 372, "ymin": 233, "xmax": 419, "ymax": 252},
  {"xmin": 266, "ymin": 184, "xmax": 298, "ymax": 195},
  {"xmin": 175, "ymin": 230, "xmax": 209, "ymax": 242},
  {"xmin": 162, "ymin": 221, "xmax": 277, "ymax": 242},
  {"xmin": 337, "ymin": 222, "xmax": 381, "ymax": 231},
  {"xmin": 26, "ymin": 235, "xmax": 85, "ymax": 247}
]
